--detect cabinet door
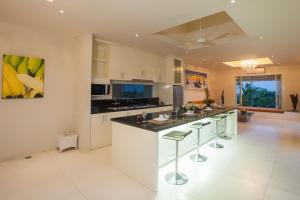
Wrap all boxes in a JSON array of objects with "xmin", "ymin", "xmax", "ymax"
[
  {"xmin": 91, "ymin": 114, "xmax": 111, "ymax": 149},
  {"xmin": 109, "ymin": 45, "xmax": 139, "ymax": 80}
]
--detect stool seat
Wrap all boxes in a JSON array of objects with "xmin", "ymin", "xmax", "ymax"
[
  {"xmin": 189, "ymin": 121, "xmax": 211, "ymax": 129},
  {"xmin": 163, "ymin": 130, "xmax": 192, "ymax": 141}
]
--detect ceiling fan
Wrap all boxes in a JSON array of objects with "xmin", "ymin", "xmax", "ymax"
[{"xmin": 184, "ymin": 20, "xmax": 231, "ymax": 47}]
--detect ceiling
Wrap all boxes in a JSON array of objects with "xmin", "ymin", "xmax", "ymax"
[
  {"xmin": 153, "ymin": 11, "xmax": 247, "ymax": 50},
  {"xmin": 0, "ymin": 0, "xmax": 300, "ymax": 70}
]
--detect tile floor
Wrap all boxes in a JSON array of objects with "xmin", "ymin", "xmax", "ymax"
[{"xmin": 0, "ymin": 117, "xmax": 300, "ymax": 200}]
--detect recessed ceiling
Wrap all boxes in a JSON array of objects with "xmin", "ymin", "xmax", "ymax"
[
  {"xmin": 153, "ymin": 11, "xmax": 246, "ymax": 50},
  {"xmin": 0, "ymin": 0, "xmax": 300, "ymax": 70},
  {"xmin": 223, "ymin": 57, "xmax": 273, "ymax": 67}
]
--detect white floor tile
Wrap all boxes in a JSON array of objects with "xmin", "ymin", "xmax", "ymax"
[{"xmin": 0, "ymin": 117, "xmax": 300, "ymax": 200}]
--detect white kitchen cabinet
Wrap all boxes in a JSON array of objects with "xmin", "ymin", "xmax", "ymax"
[
  {"xmin": 165, "ymin": 55, "xmax": 184, "ymax": 84},
  {"xmin": 109, "ymin": 44, "xmax": 166, "ymax": 81},
  {"xmin": 90, "ymin": 106, "xmax": 173, "ymax": 150},
  {"xmin": 91, "ymin": 113, "xmax": 111, "ymax": 149},
  {"xmin": 90, "ymin": 111, "xmax": 127, "ymax": 149}
]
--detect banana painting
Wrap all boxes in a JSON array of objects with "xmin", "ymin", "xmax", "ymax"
[{"xmin": 2, "ymin": 54, "xmax": 44, "ymax": 99}]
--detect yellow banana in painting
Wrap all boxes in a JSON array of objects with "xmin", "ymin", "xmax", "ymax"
[
  {"xmin": 27, "ymin": 58, "xmax": 43, "ymax": 75},
  {"xmin": 3, "ymin": 63, "xmax": 25, "ymax": 98},
  {"xmin": 9, "ymin": 55, "xmax": 22, "ymax": 70},
  {"xmin": 35, "ymin": 61, "xmax": 44, "ymax": 80},
  {"xmin": 17, "ymin": 57, "xmax": 29, "ymax": 75},
  {"xmin": 17, "ymin": 74, "xmax": 43, "ymax": 93},
  {"xmin": 2, "ymin": 76, "xmax": 14, "ymax": 98},
  {"xmin": 3, "ymin": 55, "xmax": 10, "ymax": 64}
]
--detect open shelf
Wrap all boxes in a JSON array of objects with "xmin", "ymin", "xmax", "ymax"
[{"xmin": 92, "ymin": 38, "xmax": 110, "ymax": 81}]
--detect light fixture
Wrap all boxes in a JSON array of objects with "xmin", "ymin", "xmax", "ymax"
[
  {"xmin": 240, "ymin": 59, "xmax": 257, "ymax": 70},
  {"xmin": 59, "ymin": 10, "xmax": 64, "ymax": 14},
  {"xmin": 259, "ymin": 36, "xmax": 263, "ymax": 40},
  {"xmin": 230, "ymin": 0, "xmax": 236, "ymax": 4},
  {"xmin": 46, "ymin": 0, "xmax": 54, "ymax": 2},
  {"xmin": 223, "ymin": 57, "xmax": 273, "ymax": 68},
  {"xmin": 135, "ymin": 34, "xmax": 139, "ymax": 37}
]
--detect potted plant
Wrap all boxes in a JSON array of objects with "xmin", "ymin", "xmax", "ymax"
[
  {"xmin": 290, "ymin": 93, "xmax": 298, "ymax": 112},
  {"xmin": 238, "ymin": 109, "xmax": 254, "ymax": 122},
  {"xmin": 203, "ymin": 88, "xmax": 215, "ymax": 107},
  {"xmin": 221, "ymin": 90, "xmax": 225, "ymax": 105}
]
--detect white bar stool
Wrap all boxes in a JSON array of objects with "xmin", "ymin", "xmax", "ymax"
[
  {"xmin": 189, "ymin": 121, "xmax": 211, "ymax": 162},
  {"xmin": 163, "ymin": 130, "xmax": 192, "ymax": 185},
  {"xmin": 208, "ymin": 115, "xmax": 225, "ymax": 149}
]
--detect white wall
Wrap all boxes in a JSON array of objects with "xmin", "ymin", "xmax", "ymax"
[
  {"xmin": 183, "ymin": 65, "xmax": 217, "ymax": 104},
  {"xmin": 0, "ymin": 22, "xmax": 77, "ymax": 161},
  {"xmin": 214, "ymin": 66, "xmax": 300, "ymax": 110},
  {"xmin": 74, "ymin": 34, "xmax": 92, "ymax": 151}
]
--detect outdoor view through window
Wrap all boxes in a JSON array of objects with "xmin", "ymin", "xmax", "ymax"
[{"xmin": 236, "ymin": 75, "xmax": 282, "ymax": 109}]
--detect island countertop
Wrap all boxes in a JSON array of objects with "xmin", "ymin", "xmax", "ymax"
[{"xmin": 111, "ymin": 107, "xmax": 236, "ymax": 132}]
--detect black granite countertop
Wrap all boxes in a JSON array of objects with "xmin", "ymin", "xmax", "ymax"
[
  {"xmin": 92, "ymin": 104, "xmax": 173, "ymax": 114},
  {"xmin": 111, "ymin": 107, "xmax": 236, "ymax": 132}
]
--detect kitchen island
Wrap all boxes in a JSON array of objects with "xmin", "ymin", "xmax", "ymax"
[{"xmin": 111, "ymin": 107, "xmax": 237, "ymax": 191}]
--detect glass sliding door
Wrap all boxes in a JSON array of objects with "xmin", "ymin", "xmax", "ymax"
[{"xmin": 236, "ymin": 74, "xmax": 282, "ymax": 109}]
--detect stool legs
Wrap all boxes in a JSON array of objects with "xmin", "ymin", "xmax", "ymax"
[
  {"xmin": 190, "ymin": 128, "xmax": 207, "ymax": 162},
  {"xmin": 220, "ymin": 116, "xmax": 232, "ymax": 140},
  {"xmin": 165, "ymin": 141, "xmax": 188, "ymax": 185},
  {"xmin": 210, "ymin": 120, "xmax": 224, "ymax": 149}
]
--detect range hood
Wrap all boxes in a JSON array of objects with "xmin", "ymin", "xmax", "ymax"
[{"xmin": 111, "ymin": 79, "xmax": 154, "ymax": 85}]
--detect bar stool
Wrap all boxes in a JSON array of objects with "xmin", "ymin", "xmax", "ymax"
[
  {"xmin": 163, "ymin": 130, "xmax": 192, "ymax": 185},
  {"xmin": 189, "ymin": 121, "xmax": 211, "ymax": 162},
  {"xmin": 209, "ymin": 115, "xmax": 225, "ymax": 149},
  {"xmin": 219, "ymin": 111, "xmax": 234, "ymax": 140}
]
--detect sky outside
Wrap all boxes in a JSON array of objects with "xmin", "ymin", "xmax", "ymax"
[{"xmin": 243, "ymin": 80, "xmax": 276, "ymax": 91}]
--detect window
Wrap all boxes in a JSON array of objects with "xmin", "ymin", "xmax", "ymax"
[
  {"xmin": 112, "ymin": 84, "xmax": 153, "ymax": 99},
  {"xmin": 236, "ymin": 74, "xmax": 282, "ymax": 109}
]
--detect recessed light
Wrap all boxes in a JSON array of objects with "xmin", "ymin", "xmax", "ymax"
[
  {"xmin": 259, "ymin": 36, "xmax": 263, "ymax": 40},
  {"xmin": 59, "ymin": 10, "xmax": 64, "ymax": 14},
  {"xmin": 46, "ymin": 0, "xmax": 54, "ymax": 2},
  {"xmin": 230, "ymin": 0, "xmax": 236, "ymax": 4},
  {"xmin": 135, "ymin": 34, "xmax": 139, "ymax": 37}
]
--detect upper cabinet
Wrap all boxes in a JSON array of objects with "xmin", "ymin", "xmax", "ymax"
[
  {"xmin": 91, "ymin": 39, "xmax": 110, "ymax": 82},
  {"xmin": 91, "ymin": 36, "xmax": 167, "ymax": 83},
  {"xmin": 109, "ymin": 44, "xmax": 166, "ymax": 82},
  {"xmin": 165, "ymin": 55, "xmax": 184, "ymax": 85}
]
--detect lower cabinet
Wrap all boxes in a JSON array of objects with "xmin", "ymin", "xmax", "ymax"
[
  {"xmin": 90, "ymin": 106, "xmax": 173, "ymax": 150},
  {"xmin": 90, "ymin": 111, "xmax": 126, "ymax": 149}
]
